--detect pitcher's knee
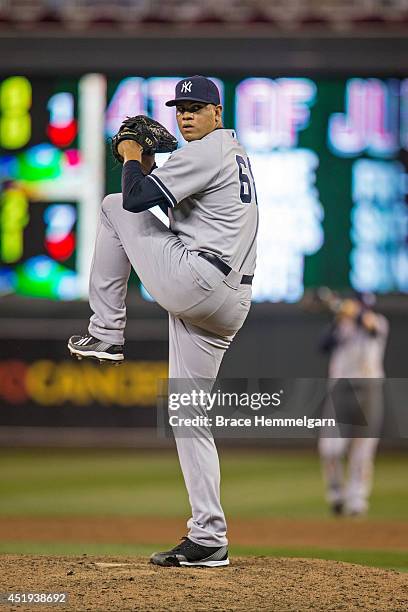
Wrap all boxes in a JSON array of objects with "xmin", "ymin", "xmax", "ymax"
[{"xmin": 101, "ymin": 193, "xmax": 122, "ymax": 213}]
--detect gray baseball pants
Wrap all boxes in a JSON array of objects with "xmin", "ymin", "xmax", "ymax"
[
  {"xmin": 318, "ymin": 380, "xmax": 384, "ymax": 514},
  {"xmin": 88, "ymin": 194, "xmax": 252, "ymax": 547}
]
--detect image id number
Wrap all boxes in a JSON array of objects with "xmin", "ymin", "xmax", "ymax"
[{"xmin": 1, "ymin": 592, "xmax": 68, "ymax": 605}]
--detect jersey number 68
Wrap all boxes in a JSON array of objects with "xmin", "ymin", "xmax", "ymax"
[{"xmin": 236, "ymin": 154, "xmax": 258, "ymax": 206}]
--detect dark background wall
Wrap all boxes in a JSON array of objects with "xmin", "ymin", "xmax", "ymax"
[
  {"xmin": 2, "ymin": 31, "xmax": 408, "ymax": 75},
  {"xmin": 0, "ymin": 296, "xmax": 406, "ymax": 377}
]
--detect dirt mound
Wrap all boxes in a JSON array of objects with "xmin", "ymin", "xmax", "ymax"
[{"xmin": 1, "ymin": 555, "xmax": 407, "ymax": 611}]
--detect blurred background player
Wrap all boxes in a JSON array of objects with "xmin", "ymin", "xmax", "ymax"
[{"xmin": 315, "ymin": 290, "xmax": 389, "ymax": 516}]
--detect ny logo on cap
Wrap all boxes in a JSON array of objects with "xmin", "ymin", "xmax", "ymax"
[{"xmin": 181, "ymin": 81, "xmax": 192, "ymax": 94}]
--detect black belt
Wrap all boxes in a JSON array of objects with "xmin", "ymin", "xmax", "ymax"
[{"xmin": 198, "ymin": 252, "xmax": 253, "ymax": 285}]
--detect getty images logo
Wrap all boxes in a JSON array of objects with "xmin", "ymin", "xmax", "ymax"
[{"xmin": 181, "ymin": 81, "xmax": 192, "ymax": 94}]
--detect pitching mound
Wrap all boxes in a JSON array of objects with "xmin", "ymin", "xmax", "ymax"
[{"xmin": 1, "ymin": 555, "xmax": 407, "ymax": 611}]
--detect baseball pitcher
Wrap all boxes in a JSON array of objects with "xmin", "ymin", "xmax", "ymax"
[{"xmin": 68, "ymin": 76, "xmax": 258, "ymax": 566}]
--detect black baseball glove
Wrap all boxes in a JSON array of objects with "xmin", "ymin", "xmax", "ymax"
[{"xmin": 111, "ymin": 115, "xmax": 178, "ymax": 163}]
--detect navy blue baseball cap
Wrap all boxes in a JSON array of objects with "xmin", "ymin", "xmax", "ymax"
[{"xmin": 165, "ymin": 75, "xmax": 221, "ymax": 107}]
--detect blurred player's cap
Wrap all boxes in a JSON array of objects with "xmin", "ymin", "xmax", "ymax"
[{"xmin": 165, "ymin": 76, "xmax": 221, "ymax": 107}]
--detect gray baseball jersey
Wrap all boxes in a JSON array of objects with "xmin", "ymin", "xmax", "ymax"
[
  {"xmin": 147, "ymin": 128, "xmax": 258, "ymax": 275},
  {"xmin": 329, "ymin": 315, "xmax": 389, "ymax": 378}
]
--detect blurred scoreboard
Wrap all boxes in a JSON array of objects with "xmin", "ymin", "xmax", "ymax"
[
  {"xmin": 0, "ymin": 74, "xmax": 407, "ymax": 302},
  {"xmin": 0, "ymin": 74, "xmax": 105, "ymax": 299}
]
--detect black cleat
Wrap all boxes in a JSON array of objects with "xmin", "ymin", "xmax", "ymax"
[
  {"xmin": 68, "ymin": 334, "xmax": 124, "ymax": 363},
  {"xmin": 331, "ymin": 501, "xmax": 344, "ymax": 516},
  {"xmin": 150, "ymin": 537, "xmax": 229, "ymax": 568}
]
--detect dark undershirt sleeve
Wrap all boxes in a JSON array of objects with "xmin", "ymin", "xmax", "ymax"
[
  {"xmin": 121, "ymin": 160, "xmax": 170, "ymax": 216},
  {"xmin": 319, "ymin": 323, "xmax": 339, "ymax": 354}
]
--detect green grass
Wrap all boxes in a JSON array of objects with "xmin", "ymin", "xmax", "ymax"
[
  {"xmin": 0, "ymin": 542, "xmax": 406, "ymax": 572},
  {"xmin": 0, "ymin": 449, "xmax": 407, "ymax": 571},
  {"xmin": 0, "ymin": 449, "xmax": 407, "ymax": 520}
]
